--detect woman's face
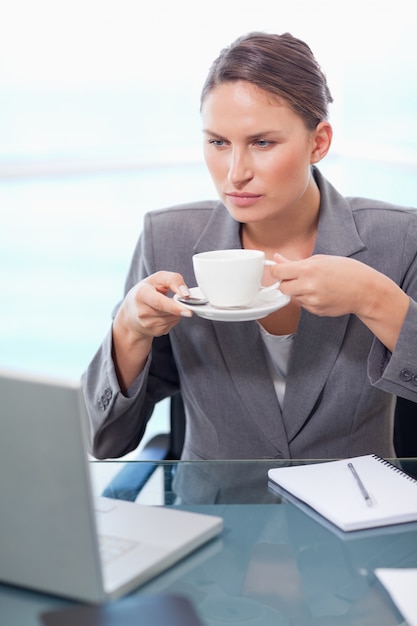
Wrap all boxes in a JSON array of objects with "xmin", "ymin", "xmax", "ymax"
[{"xmin": 201, "ymin": 80, "xmax": 327, "ymax": 225}]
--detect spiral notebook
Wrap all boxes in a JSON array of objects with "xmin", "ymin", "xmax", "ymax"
[{"xmin": 268, "ymin": 454, "xmax": 417, "ymax": 532}]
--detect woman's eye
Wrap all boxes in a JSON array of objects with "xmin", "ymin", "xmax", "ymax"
[
  {"xmin": 208, "ymin": 139, "xmax": 226, "ymax": 147},
  {"xmin": 255, "ymin": 139, "xmax": 272, "ymax": 147}
]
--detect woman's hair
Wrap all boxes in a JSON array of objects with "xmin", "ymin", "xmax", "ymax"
[{"xmin": 201, "ymin": 32, "xmax": 333, "ymax": 129}]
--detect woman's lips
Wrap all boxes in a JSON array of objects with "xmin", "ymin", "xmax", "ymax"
[{"xmin": 225, "ymin": 193, "xmax": 262, "ymax": 208}]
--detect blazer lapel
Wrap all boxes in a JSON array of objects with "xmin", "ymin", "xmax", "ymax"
[
  {"xmin": 212, "ymin": 321, "xmax": 291, "ymax": 458},
  {"xmin": 282, "ymin": 169, "xmax": 366, "ymax": 442},
  {"xmin": 282, "ymin": 311, "xmax": 350, "ymax": 442}
]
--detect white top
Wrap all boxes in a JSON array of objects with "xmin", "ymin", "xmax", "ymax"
[{"xmin": 258, "ymin": 323, "xmax": 295, "ymax": 409}]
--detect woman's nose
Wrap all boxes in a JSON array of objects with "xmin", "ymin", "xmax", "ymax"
[{"xmin": 227, "ymin": 149, "xmax": 253, "ymax": 186}]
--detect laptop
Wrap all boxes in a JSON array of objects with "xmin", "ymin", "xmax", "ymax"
[{"xmin": 0, "ymin": 368, "xmax": 223, "ymax": 603}]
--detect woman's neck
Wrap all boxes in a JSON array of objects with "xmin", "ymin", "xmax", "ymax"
[{"xmin": 241, "ymin": 211, "xmax": 319, "ymax": 260}]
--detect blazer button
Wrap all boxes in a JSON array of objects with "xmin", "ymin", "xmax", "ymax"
[
  {"xmin": 98, "ymin": 388, "xmax": 112, "ymax": 410},
  {"xmin": 400, "ymin": 368, "xmax": 413, "ymax": 382}
]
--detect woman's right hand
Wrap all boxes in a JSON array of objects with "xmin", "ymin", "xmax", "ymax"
[
  {"xmin": 112, "ymin": 272, "xmax": 192, "ymax": 391},
  {"xmin": 118, "ymin": 271, "xmax": 192, "ymax": 338}
]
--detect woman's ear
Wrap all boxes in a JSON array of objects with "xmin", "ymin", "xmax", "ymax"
[{"xmin": 310, "ymin": 121, "xmax": 332, "ymax": 164}]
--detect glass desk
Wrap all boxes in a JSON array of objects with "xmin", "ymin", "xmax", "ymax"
[{"xmin": 2, "ymin": 459, "xmax": 417, "ymax": 626}]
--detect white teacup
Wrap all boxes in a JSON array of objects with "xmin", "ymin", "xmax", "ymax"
[{"xmin": 192, "ymin": 249, "xmax": 280, "ymax": 308}]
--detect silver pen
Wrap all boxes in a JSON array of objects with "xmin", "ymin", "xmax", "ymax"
[{"xmin": 348, "ymin": 462, "xmax": 375, "ymax": 507}]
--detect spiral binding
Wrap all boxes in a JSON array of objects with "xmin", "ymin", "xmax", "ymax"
[{"xmin": 372, "ymin": 454, "xmax": 417, "ymax": 483}]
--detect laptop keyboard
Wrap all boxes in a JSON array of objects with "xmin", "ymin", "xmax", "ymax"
[{"xmin": 99, "ymin": 534, "xmax": 139, "ymax": 563}]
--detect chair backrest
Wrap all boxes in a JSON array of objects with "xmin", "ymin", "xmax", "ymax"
[
  {"xmin": 168, "ymin": 392, "xmax": 186, "ymax": 459},
  {"xmin": 394, "ymin": 396, "xmax": 417, "ymax": 457}
]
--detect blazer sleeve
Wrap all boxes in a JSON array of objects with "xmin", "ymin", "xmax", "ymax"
[
  {"xmin": 368, "ymin": 213, "xmax": 417, "ymax": 400},
  {"xmin": 82, "ymin": 227, "xmax": 180, "ymax": 459},
  {"xmin": 368, "ymin": 298, "xmax": 417, "ymax": 400}
]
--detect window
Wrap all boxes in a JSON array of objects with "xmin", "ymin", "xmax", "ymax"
[{"xmin": 1, "ymin": 0, "xmax": 416, "ymax": 375}]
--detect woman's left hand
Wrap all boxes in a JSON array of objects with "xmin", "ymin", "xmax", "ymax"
[
  {"xmin": 271, "ymin": 253, "xmax": 368, "ymax": 318},
  {"xmin": 271, "ymin": 253, "xmax": 410, "ymax": 352}
]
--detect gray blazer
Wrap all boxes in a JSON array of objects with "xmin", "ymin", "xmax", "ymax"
[{"xmin": 83, "ymin": 168, "xmax": 417, "ymax": 461}]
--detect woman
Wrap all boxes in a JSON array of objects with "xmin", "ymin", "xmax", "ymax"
[{"xmin": 83, "ymin": 32, "xmax": 417, "ymax": 462}]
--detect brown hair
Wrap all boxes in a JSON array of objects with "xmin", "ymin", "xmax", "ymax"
[{"xmin": 201, "ymin": 32, "xmax": 333, "ymax": 130}]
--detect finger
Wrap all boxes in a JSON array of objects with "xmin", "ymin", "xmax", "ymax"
[
  {"xmin": 273, "ymin": 252, "xmax": 289, "ymax": 263},
  {"xmin": 270, "ymin": 254, "xmax": 302, "ymax": 282},
  {"xmin": 146, "ymin": 271, "xmax": 190, "ymax": 297},
  {"xmin": 151, "ymin": 272, "xmax": 194, "ymax": 317},
  {"xmin": 139, "ymin": 282, "xmax": 193, "ymax": 318}
]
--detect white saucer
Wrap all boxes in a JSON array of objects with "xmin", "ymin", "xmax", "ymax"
[{"xmin": 174, "ymin": 287, "xmax": 290, "ymax": 322}]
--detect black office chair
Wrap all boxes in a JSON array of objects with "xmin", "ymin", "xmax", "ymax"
[{"xmin": 102, "ymin": 392, "xmax": 186, "ymax": 501}]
